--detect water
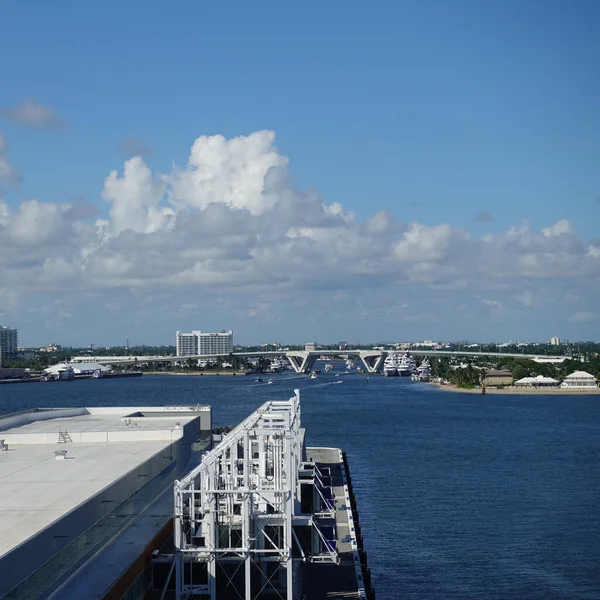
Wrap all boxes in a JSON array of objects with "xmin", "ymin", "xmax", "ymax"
[{"xmin": 2, "ymin": 372, "xmax": 600, "ymax": 599}]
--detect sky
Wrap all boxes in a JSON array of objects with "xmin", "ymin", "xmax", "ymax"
[{"xmin": 1, "ymin": 0, "xmax": 599, "ymax": 347}]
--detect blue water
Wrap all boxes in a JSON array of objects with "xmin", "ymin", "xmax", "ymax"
[{"xmin": 2, "ymin": 372, "xmax": 600, "ymax": 599}]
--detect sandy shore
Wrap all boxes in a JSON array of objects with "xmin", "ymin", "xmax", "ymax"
[
  {"xmin": 144, "ymin": 371, "xmax": 248, "ymax": 377},
  {"xmin": 429, "ymin": 382, "xmax": 600, "ymax": 395}
]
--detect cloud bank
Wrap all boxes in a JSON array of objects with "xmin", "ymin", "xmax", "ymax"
[{"xmin": 1, "ymin": 130, "xmax": 598, "ymax": 344}]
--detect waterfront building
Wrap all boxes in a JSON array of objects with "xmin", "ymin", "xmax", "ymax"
[
  {"xmin": 560, "ymin": 370, "xmax": 598, "ymax": 389},
  {"xmin": 0, "ymin": 326, "xmax": 18, "ymax": 364},
  {"xmin": 514, "ymin": 375, "xmax": 560, "ymax": 388},
  {"xmin": 483, "ymin": 369, "xmax": 513, "ymax": 387},
  {"xmin": 305, "ymin": 341, "xmax": 316, "ymax": 352},
  {"xmin": 176, "ymin": 329, "xmax": 233, "ymax": 357},
  {"xmin": 176, "ymin": 331, "xmax": 197, "ymax": 356}
]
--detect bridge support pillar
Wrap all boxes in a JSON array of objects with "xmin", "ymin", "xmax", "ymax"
[
  {"xmin": 285, "ymin": 352, "xmax": 318, "ymax": 373},
  {"xmin": 357, "ymin": 351, "xmax": 386, "ymax": 374}
]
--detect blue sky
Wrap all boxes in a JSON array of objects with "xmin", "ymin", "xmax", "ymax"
[{"xmin": 1, "ymin": 1, "xmax": 599, "ymax": 346}]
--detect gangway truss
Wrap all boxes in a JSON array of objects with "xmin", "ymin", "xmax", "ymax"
[{"xmin": 172, "ymin": 389, "xmax": 336, "ymax": 599}]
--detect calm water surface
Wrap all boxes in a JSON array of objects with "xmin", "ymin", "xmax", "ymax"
[{"xmin": 1, "ymin": 372, "xmax": 599, "ymax": 599}]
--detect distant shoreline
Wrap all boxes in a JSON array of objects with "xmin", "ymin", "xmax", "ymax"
[
  {"xmin": 144, "ymin": 371, "xmax": 248, "ymax": 377},
  {"xmin": 429, "ymin": 382, "xmax": 600, "ymax": 395}
]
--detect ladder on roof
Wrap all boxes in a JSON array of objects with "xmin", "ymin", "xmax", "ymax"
[{"xmin": 58, "ymin": 428, "xmax": 72, "ymax": 443}]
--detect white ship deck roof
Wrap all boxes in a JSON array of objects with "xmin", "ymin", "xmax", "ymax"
[{"xmin": 0, "ymin": 406, "xmax": 207, "ymax": 559}]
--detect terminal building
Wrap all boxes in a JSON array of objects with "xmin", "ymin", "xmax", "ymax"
[
  {"xmin": 0, "ymin": 405, "xmax": 212, "ymax": 600},
  {"xmin": 176, "ymin": 330, "xmax": 234, "ymax": 357}
]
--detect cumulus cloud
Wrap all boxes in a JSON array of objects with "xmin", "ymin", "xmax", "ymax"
[
  {"xmin": 1, "ymin": 129, "xmax": 599, "ymax": 343},
  {"xmin": 0, "ymin": 99, "xmax": 65, "ymax": 128},
  {"xmin": 167, "ymin": 131, "xmax": 289, "ymax": 215}
]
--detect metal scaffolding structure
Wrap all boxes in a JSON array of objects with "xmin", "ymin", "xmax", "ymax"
[{"xmin": 173, "ymin": 390, "xmax": 334, "ymax": 599}]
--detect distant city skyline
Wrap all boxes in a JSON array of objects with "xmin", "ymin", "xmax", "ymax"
[
  {"xmin": 9, "ymin": 327, "xmax": 596, "ymax": 350},
  {"xmin": 1, "ymin": 2, "xmax": 599, "ymax": 345}
]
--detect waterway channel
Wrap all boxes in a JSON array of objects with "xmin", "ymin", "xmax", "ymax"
[{"xmin": 1, "ymin": 369, "xmax": 599, "ymax": 599}]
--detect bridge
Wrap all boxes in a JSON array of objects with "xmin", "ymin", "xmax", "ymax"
[{"xmin": 70, "ymin": 349, "xmax": 568, "ymax": 374}]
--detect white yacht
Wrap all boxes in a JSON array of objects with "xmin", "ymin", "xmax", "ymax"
[
  {"xmin": 412, "ymin": 358, "xmax": 431, "ymax": 381},
  {"xmin": 397, "ymin": 353, "xmax": 416, "ymax": 377},
  {"xmin": 383, "ymin": 353, "xmax": 399, "ymax": 377},
  {"xmin": 269, "ymin": 357, "xmax": 289, "ymax": 372},
  {"xmin": 41, "ymin": 363, "xmax": 75, "ymax": 382}
]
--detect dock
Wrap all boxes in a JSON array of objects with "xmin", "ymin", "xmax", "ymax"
[{"xmin": 303, "ymin": 448, "xmax": 373, "ymax": 600}]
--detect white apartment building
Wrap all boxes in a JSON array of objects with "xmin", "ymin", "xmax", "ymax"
[
  {"xmin": 0, "ymin": 326, "xmax": 18, "ymax": 363},
  {"xmin": 550, "ymin": 336, "xmax": 561, "ymax": 346},
  {"xmin": 176, "ymin": 330, "xmax": 233, "ymax": 357},
  {"xmin": 176, "ymin": 332, "xmax": 198, "ymax": 356}
]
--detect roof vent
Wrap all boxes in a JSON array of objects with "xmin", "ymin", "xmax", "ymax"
[{"xmin": 55, "ymin": 450, "xmax": 68, "ymax": 460}]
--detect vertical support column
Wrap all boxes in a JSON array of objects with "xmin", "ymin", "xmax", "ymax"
[
  {"xmin": 243, "ymin": 431, "xmax": 252, "ymax": 600},
  {"xmin": 208, "ymin": 460, "xmax": 217, "ymax": 600},
  {"xmin": 285, "ymin": 432, "xmax": 294, "ymax": 600}
]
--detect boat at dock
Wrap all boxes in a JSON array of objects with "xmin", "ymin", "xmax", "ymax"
[
  {"xmin": 383, "ymin": 353, "xmax": 399, "ymax": 377},
  {"xmin": 269, "ymin": 356, "xmax": 290, "ymax": 372},
  {"xmin": 397, "ymin": 353, "xmax": 416, "ymax": 377}
]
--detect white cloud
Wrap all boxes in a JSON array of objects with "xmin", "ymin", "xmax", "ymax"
[
  {"xmin": 167, "ymin": 131, "xmax": 288, "ymax": 216},
  {"xmin": 1, "ymin": 130, "xmax": 599, "ymax": 344},
  {"xmin": 100, "ymin": 156, "xmax": 173, "ymax": 235},
  {"xmin": 0, "ymin": 99, "xmax": 65, "ymax": 128}
]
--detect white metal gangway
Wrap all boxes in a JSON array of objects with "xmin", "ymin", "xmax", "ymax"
[{"xmin": 172, "ymin": 391, "xmax": 305, "ymax": 600}]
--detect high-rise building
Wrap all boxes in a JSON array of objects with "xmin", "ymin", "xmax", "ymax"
[
  {"xmin": 176, "ymin": 330, "xmax": 233, "ymax": 357},
  {"xmin": 0, "ymin": 326, "xmax": 18, "ymax": 364},
  {"xmin": 550, "ymin": 336, "xmax": 561, "ymax": 346},
  {"xmin": 176, "ymin": 332, "xmax": 198, "ymax": 356}
]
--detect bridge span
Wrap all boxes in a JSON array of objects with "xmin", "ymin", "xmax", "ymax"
[{"xmin": 70, "ymin": 349, "xmax": 567, "ymax": 374}]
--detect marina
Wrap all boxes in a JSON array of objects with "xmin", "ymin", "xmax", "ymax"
[{"xmin": 1, "ymin": 372, "xmax": 599, "ymax": 599}]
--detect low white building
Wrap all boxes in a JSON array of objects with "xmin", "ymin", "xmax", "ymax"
[
  {"xmin": 44, "ymin": 362, "xmax": 112, "ymax": 376},
  {"xmin": 560, "ymin": 371, "xmax": 598, "ymax": 389},
  {"xmin": 514, "ymin": 375, "xmax": 560, "ymax": 388}
]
